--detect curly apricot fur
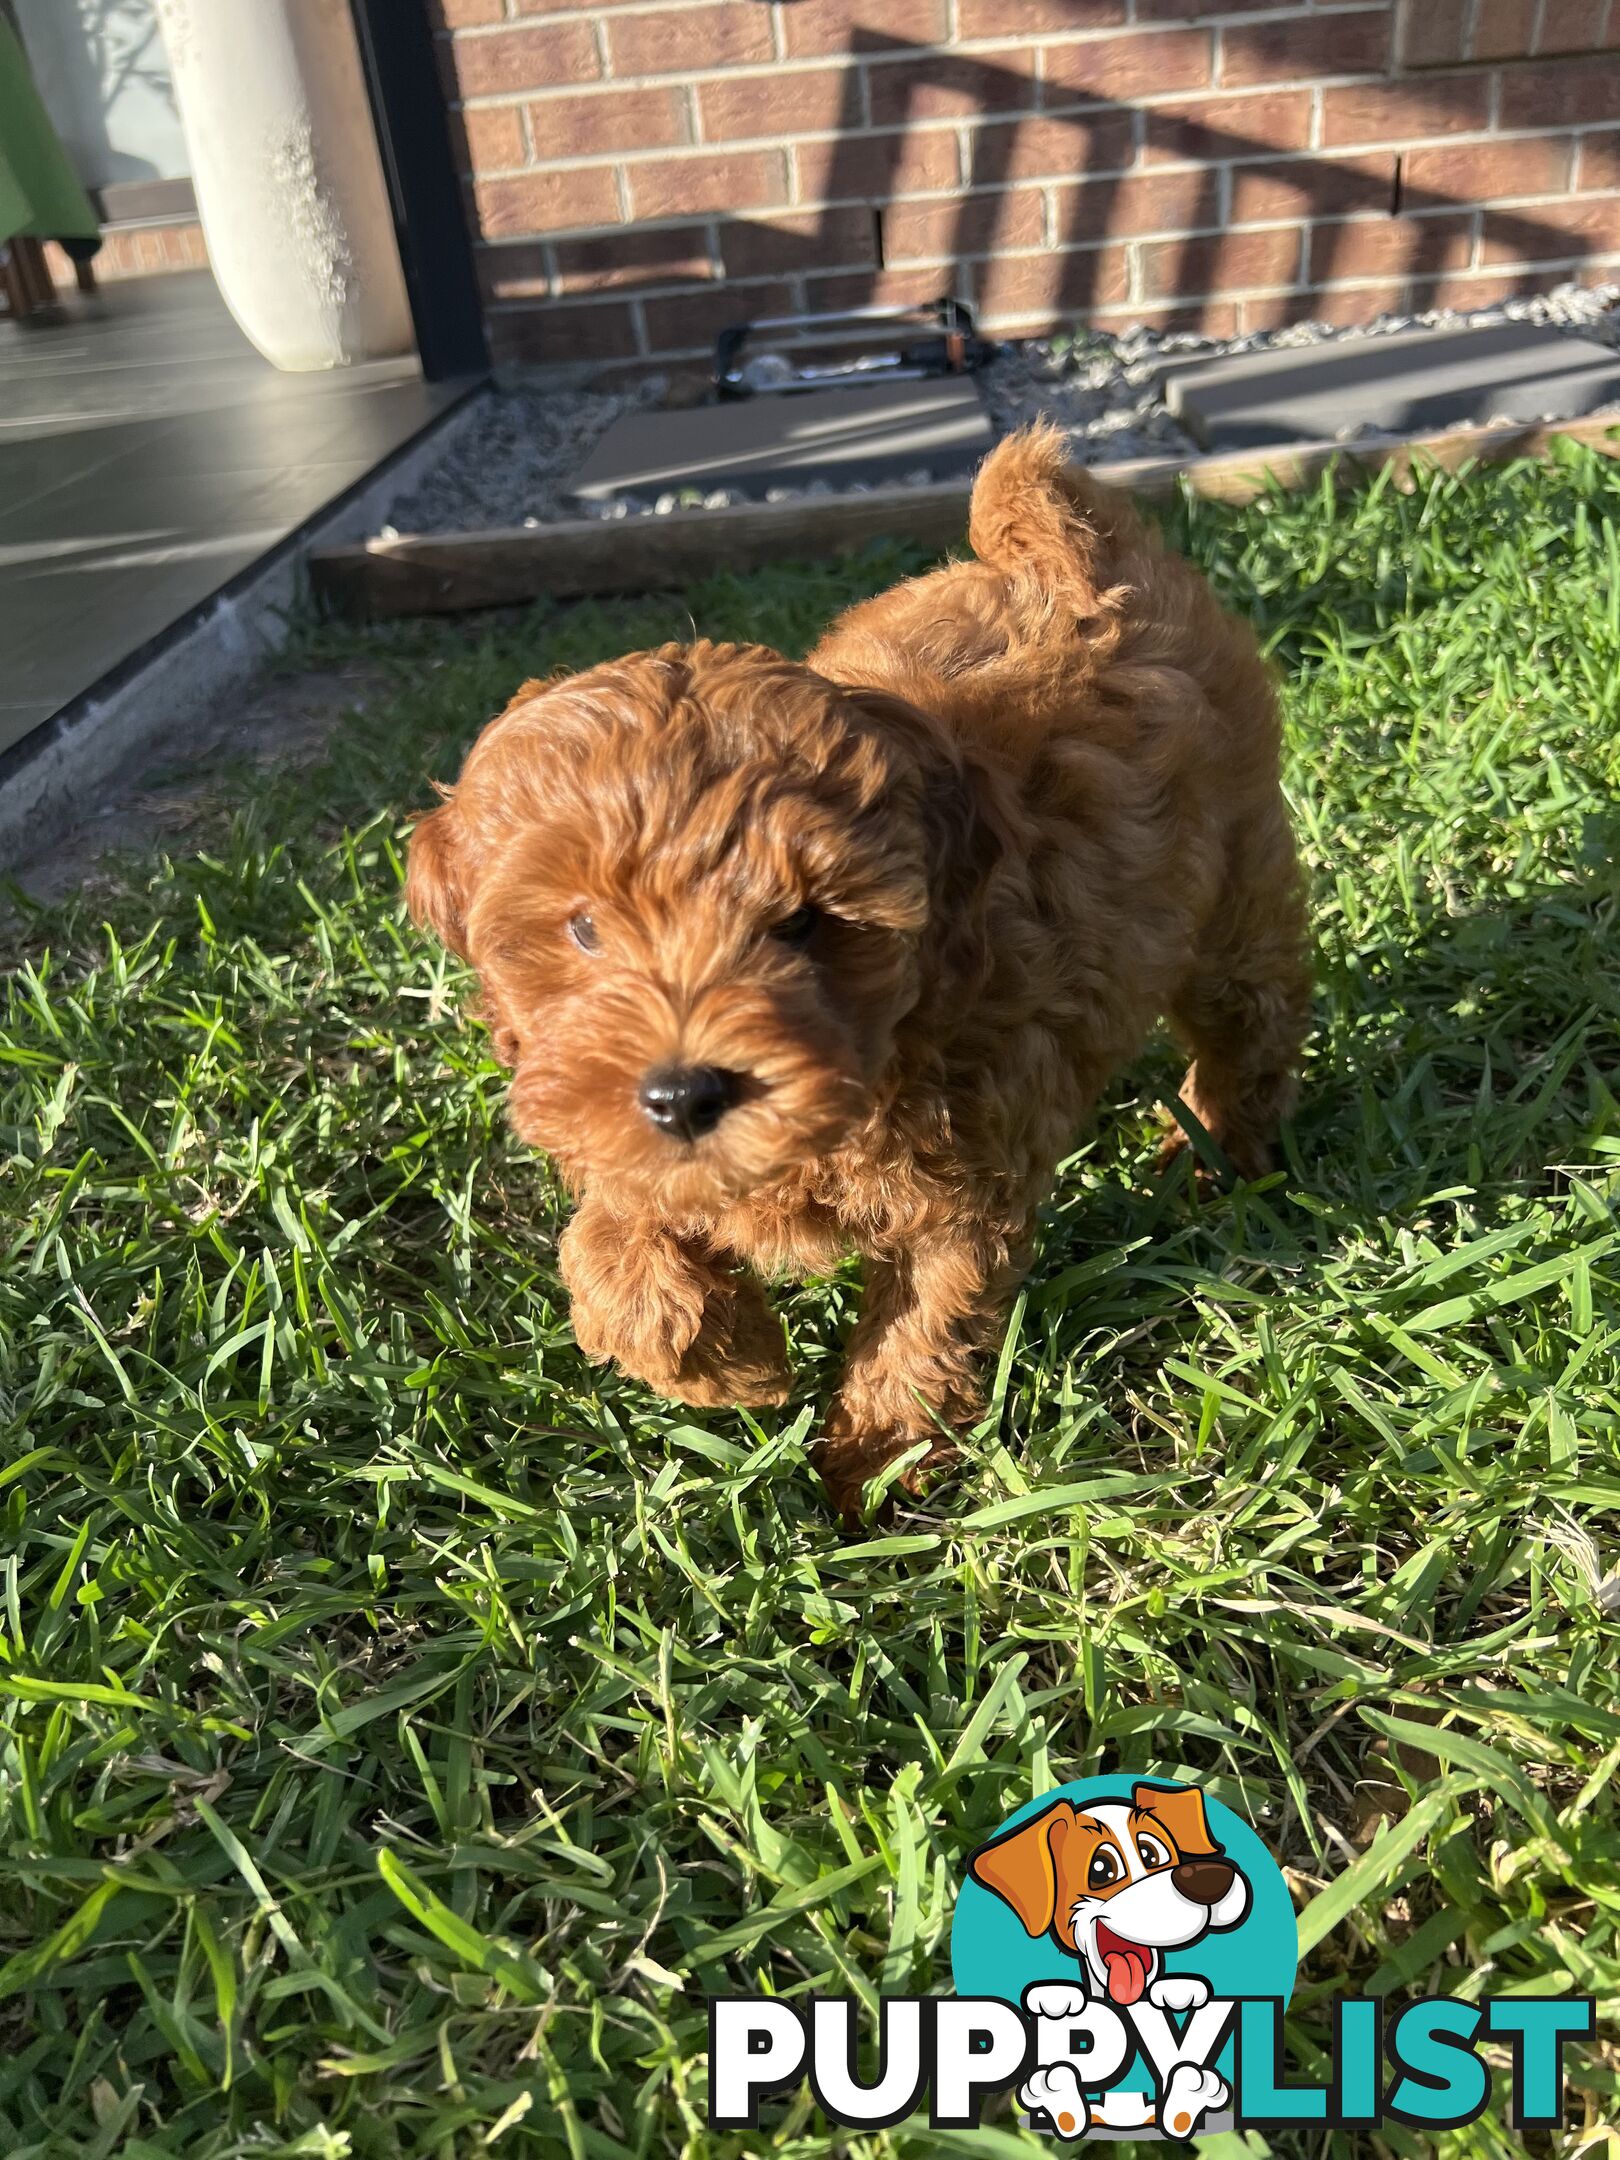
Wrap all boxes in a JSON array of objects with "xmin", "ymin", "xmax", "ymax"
[{"xmin": 407, "ymin": 427, "xmax": 1310, "ymax": 1520}]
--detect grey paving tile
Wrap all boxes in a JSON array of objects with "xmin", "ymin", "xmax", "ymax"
[
  {"xmin": 0, "ymin": 270, "xmax": 460, "ymax": 749},
  {"xmin": 1163, "ymin": 321, "xmax": 1620, "ymax": 450},
  {"xmin": 0, "ymin": 701, "xmax": 59, "ymax": 761},
  {"xmin": 0, "ymin": 415, "xmax": 192, "ymax": 521},
  {"xmin": 569, "ymin": 378, "xmax": 992, "ymax": 501},
  {"xmin": 3, "ymin": 555, "xmax": 271, "ymax": 693}
]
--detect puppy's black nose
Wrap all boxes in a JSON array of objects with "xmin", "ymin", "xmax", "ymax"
[
  {"xmin": 639, "ymin": 1064, "xmax": 737, "ymax": 1142},
  {"xmin": 1172, "ymin": 1858, "xmax": 1236, "ymax": 1904}
]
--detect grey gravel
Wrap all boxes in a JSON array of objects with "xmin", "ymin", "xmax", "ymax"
[
  {"xmin": 976, "ymin": 337, "xmax": 1199, "ymax": 463},
  {"xmin": 384, "ymin": 375, "xmax": 668, "ymax": 536},
  {"xmin": 380, "ymin": 280, "xmax": 1620, "ymax": 534},
  {"xmin": 983, "ymin": 277, "xmax": 1620, "ymax": 459}
]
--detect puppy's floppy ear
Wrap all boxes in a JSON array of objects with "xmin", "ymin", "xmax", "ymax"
[
  {"xmin": 1133, "ymin": 1782, "xmax": 1221, "ymax": 1860},
  {"xmin": 968, "ymin": 1801, "xmax": 1076, "ymax": 1938},
  {"xmin": 404, "ymin": 792, "xmax": 470, "ymax": 960},
  {"xmin": 923, "ymin": 745, "xmax": 1005, "ymax": 918},
  {"xmin": 844, "ymin": 687, "xmax": 1006, "ymax": 913}
]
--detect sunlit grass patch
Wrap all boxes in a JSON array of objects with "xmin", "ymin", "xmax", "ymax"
[{"xmin": 2, "ymin": 452, "xmax": 1618, "ymax": 2156}]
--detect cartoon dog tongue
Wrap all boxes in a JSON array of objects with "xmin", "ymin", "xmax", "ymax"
[{"xmin": 1096, "ymin": 1924, "xmax": 1154, "ymax": 2005}]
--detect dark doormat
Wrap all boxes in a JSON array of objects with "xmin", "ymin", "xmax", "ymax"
[{"xmin": 566, "ymin": 377, "xmax": 993, "ymax": 503}]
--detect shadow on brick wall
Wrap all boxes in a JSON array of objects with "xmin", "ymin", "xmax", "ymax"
[{"xmin": 491, "ymin": 21, "xmax": 1613, "ymax": 368}]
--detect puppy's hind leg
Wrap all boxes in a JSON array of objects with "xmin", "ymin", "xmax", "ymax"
[{"xmin": 1162, "ymin": 825, "xmax": 1311, "ymax": 1185}]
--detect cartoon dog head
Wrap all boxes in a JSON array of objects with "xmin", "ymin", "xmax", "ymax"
[{"xmin": 968, "ymin": 1783, "xmax": 1250, "ymax": 2007}]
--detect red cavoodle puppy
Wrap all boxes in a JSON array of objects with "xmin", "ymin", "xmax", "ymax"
[{"xmin": 405, "ymin": 425, "xmax": 1310, "ymax": 1519}]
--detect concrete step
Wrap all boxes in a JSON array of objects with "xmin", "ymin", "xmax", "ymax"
[
  {"xmin": 1162, "ymin": 320, "xmax": 1620, "ymax": 451},
  {"xmin": 566, "ymin": 376, "xmax": 992, "ymax": 503}
]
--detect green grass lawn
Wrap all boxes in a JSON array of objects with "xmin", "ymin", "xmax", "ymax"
[{"xmin": 3, "ymin": 445, "xmax": 1619, "ymax": 2159}]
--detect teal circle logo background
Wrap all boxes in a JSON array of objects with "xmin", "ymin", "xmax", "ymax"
[{"xmin": 950, "ymin": 1777, "xmax": 1297, "ymax": 2098}]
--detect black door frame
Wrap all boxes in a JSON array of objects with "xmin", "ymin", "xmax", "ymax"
[{"xmin": 349, "ymin": 0, "xmax": 489, "ymax": 381}]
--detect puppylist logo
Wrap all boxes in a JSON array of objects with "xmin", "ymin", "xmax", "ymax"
[
  {"xmin": 709, "ymin": 1775, "xmax": 1595, "ymax": 2140},
  {"xmin": 956, "ymin": 1776, "xmax": 1288, "ymax": 2138}
]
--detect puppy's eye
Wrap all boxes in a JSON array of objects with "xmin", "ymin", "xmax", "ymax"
[
  {"xmin": 567, "ymin": 911, "xmax": 600, "ymax": 954},
  {"xmin": 1135, "ymin": 1834, "xmax": 1170, "ymax": 1871},
  {"xmin": 1088, "ymin": 1847, "xmax": 1123, "ymax": 1890},
  {"xmin": 772, "ymin": 904, "xmax": 820, "ymax": 948}
]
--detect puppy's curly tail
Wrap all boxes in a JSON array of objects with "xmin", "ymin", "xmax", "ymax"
[{"xmin": 967, "ymin": 421, "xmax": 1136, "ymax": 626}]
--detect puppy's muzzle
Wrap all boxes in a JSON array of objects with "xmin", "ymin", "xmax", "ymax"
[
  {"xmin": 1171, "ymin": 1858, "xmax": 1236, "ymax": 1904},
  {"xmin": 639, "ymin": 1063, "xmax": 740, "ymax": 1142}
]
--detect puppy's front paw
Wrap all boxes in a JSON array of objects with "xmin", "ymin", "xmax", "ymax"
[
  {"xmin": 1159, "ymin": 2063, "xmax": 1229, "ymax": 2141},
  {"xmin": 1020, "ymin": 2065, "xmax": 1091, "ymax": 2140},
  {"xmin": 1147, "ymin": 1974, "xmax": 1210, "ymax": 2013},
  {"xmin": 562, "ymin": 1213, "xmax": 790, "ymax": 1409},
  {"xmin": 1155, "ymin": 1115, "xmax": 1271, "ymax": 1190},
  {"xmin": 664, "ymin": 1279, "xmax": 792, "ymax": 1409},
  {"xmin": 813, "ymin": 1420, "xmax": 958, "ymax": 1524},
  {"xmin": 561, "ymin": 1213, "xmax": 704, "ymax": 1384},
  {"xmin": 1024, "ymin": 1981, "xmax": 1091, "ymax": 2021}
]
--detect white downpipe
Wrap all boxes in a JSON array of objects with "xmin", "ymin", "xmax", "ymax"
[{"xmin": 155, "ymin": 0, "xmax": 414, "ymax": 371}]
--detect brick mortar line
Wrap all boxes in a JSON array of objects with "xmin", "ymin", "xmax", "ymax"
[
  {"xmin": 535, "ymin": 102, "xmax": 1394, "ymax": 159},
  {"xmin": 477, "ymin": 188, "xmax": 1616, "ymax": 270},
  {"xmin": 455, "ymin": 53, "xmax": 1419, "ymax": 103},
  {"xmin": 1053, "ymin": 63, "xmax": 1391, "ymax": 99},
  {"xmin": 630, "ymin": 272, "xmax": 1620, "ymax": 334},
  {"xmin": 466, "ymin": 114, "xmax": 1617, "ymax": 181},
  {"xmin": 474, "ymin": 91, "xmax": 1555, "ymax": 139},
  {"xmin": 879, "ymin": 199, "xmax": 1582, "ymax": 260},
  {"xmin": 443, "ymin": 0, "xmax": 1345, "ymax": 34},
  {"xmin": 489, "ymin": 238, "xmax": 1620, "ymax": 311},
  {"xmin": 591, "ymin": 285, "xmax": 1620, "ymax": 343},
  {"xmin": 470, "ymin": 183, "xmax": 1620, "ymax": 246},
  {"xmin": 463, "ymin": 72, "xmax": 948, "ymax": 107},
  {"xmin": 527, "ymin": 253, "xmax": 1620, "ymax": 359},
  {"xmin": 448, "ymin": 1, "xmax": 790, "ymax": 30},
  {"xmin": 459, "ymin": 59, "xmax": 1503, "ymax": 113},
  {"xmin": 451, "ymin": 34, "xmax": 1416, "ymax": 100},
  {"xmin": 526, "ymin": 263, "xmax": 1620, "ymax": 339},
  {"xmin": 533, "ymin": 272, "xmax": 779, "ymax": 305}
]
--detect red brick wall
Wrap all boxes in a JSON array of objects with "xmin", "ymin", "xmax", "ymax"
[
  {"xmin": 431, "ymin": 0, "xmax": 1620, "ymax": 371},
  {"xmin": 42, "ymin": 222, "xmax": 209, "ymax": 286}
]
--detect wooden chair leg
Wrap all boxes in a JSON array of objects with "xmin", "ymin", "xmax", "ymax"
[
  {"xmin": 0, "ymin": 242, "xmax": 26, "ymax": 321},
  {"xmin": 18, "ymin": 235, "xmax": 57, "ymax": 313},
  {"xmin": 1, "ymin": 235, "xmax": 67, "ymax": 321}
]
